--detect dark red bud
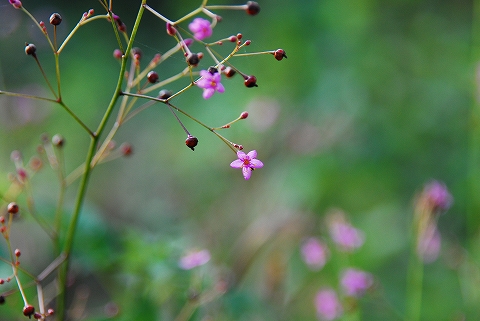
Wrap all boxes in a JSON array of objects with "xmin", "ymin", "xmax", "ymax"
[
  {"xmin": 223, "ymin": 66, "xmax": 236, "ymax": 78},
  {"xmin": 132, "ymin": 47, "xmax": 142, "ymax": 60},
  {"xmin": 15, "ymin": 249, "xmax": 21, "ymax": 257},
  {"xmin": 7, "ymin": 202, "xmax": 19, "ymax": 214},
  {"xmin": 236, "ymin": 33, "xmax": 243, "ymax": 40},
  {"xmin": 240, "ymin": 111, "xmax": 248, "ymax": 119},
  {"xmin": 244, "ymin": 75, "xmax": 258, "ymax": 87},
  {"xmin": 185, "ymin": 135, "xmax": 198, "ymax": 151},
  {"xmin": 25, "ymin": 43, "xmax": 36, "ymax": 56},
  {"xmin": 273, "ymin": 49, "xmax": 287, "ymax": 61},
  {"xmin": 23, "ymin": 305, "xmax": 35, "ymax": 317},
  {"xmin": 166, "ymin": 23, "xmax": 177, "ymax": 36},
  {"xmin": 9, "ymin": 0, "xmax": 22, "ymax": 9},
  {"xmin": 49, "ymin": 13, "xmax": 62, "ymax": 26},
  {"xmin": 33, "ymin": 313, "xmax": 42, "ymax": 319},
  {"xmin": 113, "ymin": 49, "xmax": 122, "ymax": 59},
  {"xmin": 244, "ymin": 40, "xmax": 251, "ymax": 46},
  {"xmin": 147, "ymin": 71, "xmax": 159, "ymax": 83},
  {"xmin": 229, "ymin": 36, "xmax": 237, "ymax": 42},
  {"xmin": 47, "ymin": 309, "xmax": 54, "ymax": 315},
  {"xmin": 246, "ymin": 1, "xmax": 260, "ymax": 15}
]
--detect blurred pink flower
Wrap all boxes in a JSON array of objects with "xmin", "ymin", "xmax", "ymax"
[
  {"xmin": 230, "ymin": 150, "xmax": 264, "ymax": 180},
  {"xmin": 301, "ymin": 237, "xmax": 329, "ymax": 270},
  {"xmin": 417, "ymin": 223, "xmax": 441, "ymax": 263},
  {"xmin": 422, "ymin": 180, "xmax": 453, "ymax": 212},
  {"xmin": 340, "ymin": 268, "xmax": 373, "ymax": 297},
  {"xmin": 188, "ymin": 18, "xmax": 212, "ymax": 40},
  {"xmin": 328, "ymin": 220, "xmax": 364, "ymax": 252},
  {"xmin": 196, "ymin": 69, "xmax": 225, "ymax": 99},
  {"xmin": 314, "ymin": 288, "xmax": 343, "ymax": 321},
  {"xmin": 179, "ymin": 249, "xmax": 211, "ymax": 270}
]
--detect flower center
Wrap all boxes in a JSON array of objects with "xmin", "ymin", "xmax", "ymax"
[{"xmin": 210, "ymin": 81, "xmax": 217, "ymax": 87}]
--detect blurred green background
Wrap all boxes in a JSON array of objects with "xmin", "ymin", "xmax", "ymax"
[{"xmin": 0, "ymin": 0, "xmax": 478, "ymax": 320}]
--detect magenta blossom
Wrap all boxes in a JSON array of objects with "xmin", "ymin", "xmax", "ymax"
[
  {"xmin": 188, "ymin": 18, "xmax": 212, "ymax": 40},
  {"xmin": 179, "ymin": 249, "xmax": 211, "ymax": 270},
  {"xmin": 9, "ymin": 0, "xmax": 22, "ymax": 8},
  {"xmin": 314, "ymin": 288, "xmax": 343, "ymax": 321},
  {"xmin": 301, "ymin": 237, "xmax": 329, "ymax": 271},
  {"xmin": 196, "ymin": 70, "xmax": 225, "ymax": 99},
  {"xmin": 230, "ymin": 150, "xmax": 264, "ymax": 180},
  {"xmin": 340, "ymin": 268, "xmax": 373, "ymax": 297},
  {"xmin": 422, "ymin": 180, "xmax": 453, "ymax": 212}
]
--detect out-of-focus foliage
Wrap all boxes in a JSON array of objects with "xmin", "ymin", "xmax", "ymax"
[{"xmin": 0, "ymin": 0, "xmax": 478, "ymax": 320}]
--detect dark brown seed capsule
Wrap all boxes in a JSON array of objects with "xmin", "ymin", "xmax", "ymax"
[
  {"xmin": 244, "ymin": 75, "xmax": 258, "ymax": 88},
  {"xmin": 158, "ymin": 89, "xmax": 172, "ymax": 100},
  {"xmin": 147, "ymin": 71, "xmax": 159, "ymax": 83},
  {"xmin": 49, "ymin": 13, "xmax": 62, "ymax": 26},
  {"xmin": 273, "ymin": 49, "xmax": 287, "ymax": 61},
  {"xmin": 246, "ymin": 1, "xmax": 260, "ymax": 15},
  {"xmin": 185, "ymin": 135, "xmax": 198, "ymax": 151},
  {"xmin": 25, "ymin": 43, "xmax": 36, "ymax": 56},
  {"xmin": 7, "ymin": 202, "xmax": 19, "ymax": 214},
  {"xmin": 23, "ymin": 305, "xmax": 35, "ymax": 317}
]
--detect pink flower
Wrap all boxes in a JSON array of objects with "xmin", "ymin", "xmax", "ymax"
[
  {"xmin": 422, "ymin": 180, "xmax": 453, "ymax": 212},
  {"xmin": 179, "ymin": 249, "xmax": 211, "ymax": 270},
  {"xmin": 9, "ymin": 0, "xmax": 22, "ymax": 8},
  {"xmin": 188, "ymin": 18, "xmax": 213, "ymax": 40},
  {"xmin": 196, "ymin": 69, "xmax": 225, "ymax": 99},
  {"xmin": 314, "ymin": 288, "xmax": 343, "ymax": 321},
  {"xmin": 340, "ymin": 268, "xmax": 373, "ymax": 297},
  {"xmin": 327, "ymin": 211, "xmax": 364, "ymax": 252},
  {"xmin": 301, "ymin": 237, "xmax": 329, "ymax": 270},
  {"xmin": 230, "ymin": 150, "xmax": 264, "ymax": 180}
]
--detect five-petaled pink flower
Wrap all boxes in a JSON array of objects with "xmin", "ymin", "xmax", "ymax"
[
  {"xmin": 314, "ymin": 288, "xmax": 343, "ymax": 321},
  {"xmin": 196, "ymin": 70, "xmax": 225, "ymax": 99},
  {"xmin": 230, "ymin": 150, "xmax": 264, "ymax": 180},
  {"xmin": 188, "ymin": 18, "xmax": 212, "ymax": 40},
  {"xmin": 301, "ymin": 237, "xmax": 329, "ymax": 271}
]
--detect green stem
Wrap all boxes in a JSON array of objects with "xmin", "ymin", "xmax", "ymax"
[{"xmin": 55, "ymin": 2, "xmax": 147, "ymax": 319}]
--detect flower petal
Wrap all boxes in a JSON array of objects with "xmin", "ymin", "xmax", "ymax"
[
  {"xmin": 230, "ymin": 159, "xmax": 244, "ymax": 168},
  {"xmin": 242, "ymin": 167, "xmax": 252, "ymax": 180},
  {"xmin": 250, "ymin": 159, "xmax": 264, "ymax": 168},
  {"xmin": 236, "ymin": 151, "xmax": 246, "ymax": 160},
  {"xmin": 216, "ymin": 83, "xmax": 225, "ymax": 93},
  {"xmin": 247, "ymin": 150, "xmax": 257, "ymax": 159},
  {"xmin": 203, "ymin": 88, "xmax": 214, "ymax": 99}
]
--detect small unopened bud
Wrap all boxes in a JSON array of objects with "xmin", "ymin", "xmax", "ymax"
[
  {"xmin": 132, "ymin": 47, "xmax": 142, "ymax": 61},
  {"xmin": 246, "ymin": 1, "xmax": 260, "ymax": 15},
  {"xmin": 23, "ymin": 305, "xmax": 35, "ymax": 317},
  {"xmin": 112, "ymin": 14, "xmax": 126, "ymax": 32},
  {"xmin": 147, "ymin": 71, "xmax": 159, "ymax": 83},
  {"xmin": 166, "ymin": 23, "xmax": 177, "ymax": 36},
  {"xmin": 223, "ymin": 66, "xmax": 236, "ymax": 78},
  {"xmin": 47, "ymin": 308, "xmax": 54, "ymax": 315},
  {"xmin": 15, "ymin": 249, "xmax": 21, "ymax": 257},
  {"xmin": 33, "ymin": 313, "xmax": 42, "ymax": 319},
  {"xmin": 52, "ymin": 134, "xmax": 65, "ymax": 147},
  {"xmin": 9, "ymin": 0, "xmax": 22, "ymax": 9},
  {"xmin": 49, "ymin": 13, "xmax": 62, "ymax": 26},
  {"xmin": 185, "ymin": 135, "xmax": 198, "ymax": 151},
  {"xmin": 240, "ymin": 111, "xmax": 248, "ymax": 119},
  {"xmin": 0, "ymin": 279, "xmax": 4, "ymax": 284},
  {"xmin": 0, "ymin": 216, "xmax": 4, "ymax": 223},
  {"xmin": 7, "ymin": 202, "xmax": 19, "ymax": 214},
  {"xmin": 113, "ymin": 49, "xmax": 123, "ymax": 60},
  {"xmin": 244, "ymin": 75, "xmax": 258, "ymax": 88},
  {"xmin": 237, "ymin": 33, "xmax": 243, "ymax": 40},
  {"xmin": 273, "ymin": 49, "xmax": 287, "ymax": 61},
  {"xmin": 120, "ymin": 143, "xmax": 133, "ymax": 156},
  {"xmin": 244, "ymin": 40, "xmax": 251, "ymax": 46},
  {"xmin": 229, "ymin": 35, "xmax": 237, "ymax": 42},
  {"xmin": 181, "ymin": 38, "xmax": 193, "ymax": 48},
  {"xmin": 158, "ymin": 89, "xmax": 172, "ymax": 100},
  {"xmin": 25, "ymin": 43, "xmax": 36, "ymax": 56}
]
